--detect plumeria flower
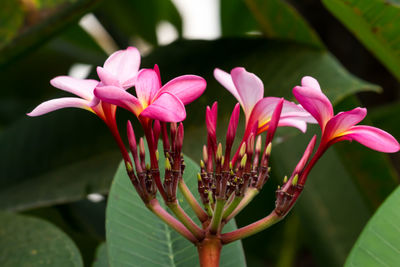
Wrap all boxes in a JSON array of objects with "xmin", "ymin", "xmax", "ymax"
[
  {"xmin": 214, "ymin": 67, "xmax": 316, "ymax": 140},
  {"xmin": 293, "ymin": 76, "xmax": 400, "ymax": 153},
  {"xmin": 94, "ymin": 66, "xmax": 207, "ymax": 123},
  {"xmin": 27, "ymin": 46, "xmax": 141, "ymax": 121}
]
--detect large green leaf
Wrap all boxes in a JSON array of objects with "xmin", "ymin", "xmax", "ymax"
[
  {"xmin": 0, "ymin": 38, "xmax": 378, "ymax": 212},
  {"xmin": 93, "ymin": 243, "xmax": 108, "ymax": 267},
  {"xmin": 322, "ymin": 0, "xmax": 400, "ymax": 81},
  {"xmin": 345, "ymin": 185, "xmax": 400, "ymax": 267},
  {"xmin": 0, "ymin": 0, "xmax": 101, "ymax": 67},
  {"xmin": 0, "ymin": 211, "xmax": 83, "ymax": 266},
  {"xmin": 106, "ymin": 152, "xmax": 246, "ymax": 266},
  {"xmin": 244, "ymin": 0, "xmax": 323, "ymax": 47},
  {"xmin": 221, "ymin": 0, "xmax": 322, "ymax": 47}
]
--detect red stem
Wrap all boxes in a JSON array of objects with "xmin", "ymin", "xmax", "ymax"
[{"xmin": 197, "ymin": 236, "xmax": 222, "ymax": 267}]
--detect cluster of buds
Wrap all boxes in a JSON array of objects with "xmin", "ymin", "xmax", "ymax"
[{"xmin": 125, "ymin": 120, "xmax": 187, "ymax": 204}]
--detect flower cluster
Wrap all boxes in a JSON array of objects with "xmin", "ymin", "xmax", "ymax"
[{"xmin": 28, "ymin": 46, "xmax": 400, "ymax": 264}]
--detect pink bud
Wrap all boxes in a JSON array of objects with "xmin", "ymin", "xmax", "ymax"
[
  {"xmin": 226, "ymin": 103, "xmax": 240, "ymax": 148},
  {"xmin": 153, "ymin": 120, "xmax": 161, "ymax": 144},
  {"xmin": 265, "ymin": 98, "xmax": 284, "ymax": 145},
  {"xmin": 292, "ymin": 135, "xmax": 317, "ymax": 177}
]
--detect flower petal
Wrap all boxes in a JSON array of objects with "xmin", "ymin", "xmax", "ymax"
[
  {"xmin": 231, "ymin": 67, "xmax": 264, "ymax": 118},
  {"xmin": 103, "ymin": 46, "xmax": 141, "ymax": 87},
  {"xmin": 247, "ymin": 97, "xmax": 312, "ymax": 134},
  {"xmin": 156, "ymin": 75, "xmax": 206, "ymax": 105},
  {"xmin": 50, "ymin": 76, "xmax": 98, "ymax": 100},
  {"xmin": 136, "ymin": 69, "xmax": 161, "ymax": 107},
  {"xmin": 27, "ymin": 97, "xmax": 91, "ymax": 116},
  {"xmin": 94, "ymin": 85, "xmax": 142, "ymax": 116},
  {"xmin": 293, "ymin": 79, "xmax": 333, "ymax": 130},
  {"xmin": 214, "ymin": 68, "xmax": 242, "ymax": 105},
  {"xmin": 324, "ymin": 107, "xmax": 366, "ymax": 139},
  {"xmin": 301, "ymin": 76, "xmax": 321, "ymax": 92},
  {"xmin": 97, "ymin": 67, "xmax": 120, "ymax": 87},
  {"xmin": 278, "ymin": 118, "xmax": 308, "ymax": 133},
  {"xmin": 341, "ymin": 125, "xmax": 400, "ymax": 153},
  {"xmin": 140, "ymin": 92, "xmax": 186, "ymax": 122}
]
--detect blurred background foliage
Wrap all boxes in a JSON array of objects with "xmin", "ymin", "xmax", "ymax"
[{"xmin": 0, "ymin": 0, "xmax": 399, "ymax": 266}]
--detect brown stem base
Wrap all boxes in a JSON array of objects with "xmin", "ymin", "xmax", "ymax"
[{"xmin": 197, "ymin": 235, "xmax": 222, "ymax": 267}]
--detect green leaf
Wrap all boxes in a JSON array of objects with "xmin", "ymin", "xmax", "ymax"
[
  {"xmin": 322, "ymin": 0, "xmax": 400, "ymax": 81},
  {"xmin": 220, "ymin": 0, "xmax": 259, "ymax": 36},
  {"xmin": 0, "ymin": 112, "xmax": 121, "ymax": 211},
  {"xmin": 0, "ymin": 0, "xmax": 100, "ymax": 67},
  {"xmin": 93, "ymin": 243, "xmax": 108, "ymax": 267},
  {"xmin": 240, "ymin": 0, "xmax": 323, "ymax": 47},
  {"xmin": 345, "ymin": 185, "xmax": 400, "ymax": 267},
  {"xmin": 106, "ymin": 153, "xmax": 246, "ymax": 266},
  {"xmin": 95, "ymin": 0, "xmax": 182, "ymax": 46},
  {"xmin": 0, "ymin": 38, "xmax": 378, "ymax": 212},
  {"xmin": 0, "ymin": 211, "xmax": 83, "ymax": 266}
]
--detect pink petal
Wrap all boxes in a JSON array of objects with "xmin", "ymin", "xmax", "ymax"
[
  {"xmin": 154, "ymin": 64, "xmax": 162, "ymax": 88},
  {"xmin": 50, "ymin": 76, "xmax": 98, "ymax": 100},
  {"xmin": 27, "ymin": 97, "xmax": 91, "ymax": 116},
  {"xmin": 247, "ymin": 97, "xmax": 312, "ymax": 134},
  {"xmin": 341, "ymin": 125, "xmax": 400, "ymax": 153},
  {"xmin": 156, "ymin": 75, "xmax": 206, "ymax": 105},
  {"xmin": 301, "ymin": 76, "xmax": 321, "ymax": 91},
  {"xmin": 231, "ymin": 67, "xmax": 264, "ymax": 119},
  {"xmin": 94, "ymin": 85, "xmax": 142, "ymax": 116},
  {"xmin": 278, "ymin": 118, "xmax": 308, "ymax": 133},
  {"xmin": 97, "ymin": 67, "xmax": 120, "ymax": 87},
  {"xmin": 103, "ymin": 46, "xmax": 141, "ymax": 87},
  {"xmin": 324, "ymin": 107, "xmax": 366, "ymax": 139},
  {"xmin": 265, "ymin": 98, "xmax": 284, "ymax": 144},
  {"xmin": 140, "ymin": 92, "xmax": 186, "ymax": 122},
  {"xmin": 136, "ymin": 69, "xmax": 161, "ymax": 107},
  {"xmin": 214, "ymin": 68, "xmax": 242, "ymax": 105},
  {"xmin": 293, "ymin": 83, "xmax": 333, "ymax": 130}
]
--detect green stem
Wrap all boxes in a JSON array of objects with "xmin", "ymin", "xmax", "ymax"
[
  {"xmin": 222, "ymin": 196, "xmax": 242, "ymax": 221},
  {"xmin": 168, "ymin": 201, "xmax": 205, "ymax": 240},
  {"xmin": 146, "ymin": 199, "xmax": 197, "ymax": 243},
  {"xmin": 209, "ymin": 198, "xmax": 225, "ymax": 234},
  {"xmin": 221, "ymin": 211, "xmax": 281, "ymax": 244},
  {"xmin": 225, "ymin": 188, "xmax": 259, "ymax": 222},
  {"xmin": 178, "ymin": 179, "xmax": 209, "ymax": 222}
]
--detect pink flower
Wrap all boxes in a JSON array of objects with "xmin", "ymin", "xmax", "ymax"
[
  {"xmin": 27, "ymin": 47, "xmax": 141, "ymax": 120},
  {"xmin": 214, "ymin": 67, "xmax": 316, "ymax": 140},
  {"xmin": 94, "ymin": 66, "xmax": 207, "ymax": 122},
  {"xmin": 293, "ymin": 76, "xmax": 400, "ymax": 153}
]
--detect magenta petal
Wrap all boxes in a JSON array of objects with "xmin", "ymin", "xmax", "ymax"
[
  {"xmin": 343, "ymin": 125, "xmax": 400, "ymax": 153},
  {"xmin": 156, "ymin": 75, "xmax": 206, "ymax": 105},
  {"xmin": 50, "ymin": 76, "xmax": 98, "ymax": 100},
  {"xmin": 140, "ymin": 92, "xmax": 186, "ymax": 122},
  {"xmin": 97, "ymin": 67, "xmax": 120, "ymax": 87},
  {"xmin": 27, "ymin": 97, "xmax": 90, "ymax": 116},
  {"xmin": 278, "ymin": 118, "xmax": 308, "ymax": 133},
  {"xmin": 103, "ymin": 46, "xmax": 141, "ymax": 87},
  {"xmin": 214, "ymin": 68, "xmax": 242, "ymax": 105},
  {"xmin": 301, "ymin": 76, "xmax": 321, "ymax": 91},
  {"xmin": 94, "ymin": 85, "xmax": 142, "ymax": 115},
  {"xmin": 231, "ymin": 67, "xmax": 264, "ymax": 118},
  {"xmin": 135, "ymin": 69, "xmax": 160, "ymax": 106},
  {"xmin": 324, "ymin": 107, "xmax": 366, "ymax": 139},
  {"xmin": 293, "ymin": 84, "xmax": 333, "ymax": 130}
]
